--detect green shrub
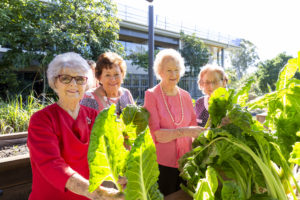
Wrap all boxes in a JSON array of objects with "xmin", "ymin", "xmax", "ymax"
[{"xmin": 0, "ymin": 94, "xmax": 46, "ymax": 134}]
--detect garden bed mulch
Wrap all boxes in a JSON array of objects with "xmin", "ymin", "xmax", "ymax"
[
  {"xmin": 0, "ymin": 132, "xmax": 29, "ymax": 159},
  {"xmin": 0, "ymin": 143, "xmax": 28, "ymax": 159}
]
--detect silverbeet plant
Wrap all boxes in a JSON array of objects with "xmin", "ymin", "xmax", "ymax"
[
  {"xmin": 179, "ymin": 56, "xmax": 300, "ymax": 200},
  {"xmin": 88, "ymin": 104, "xmax": 163, "ymax": 200}
]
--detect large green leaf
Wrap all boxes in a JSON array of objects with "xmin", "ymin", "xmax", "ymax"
[
  {"xmin": 194, "ymin": 180, "xmax": 214, "ymax": 200},
  {"xmin": 121, "ymin": 104, "xmax": 149, "ymax": 141},
  {"xmin": 124, "ymin": 129, "xmax": 163, "ymax": 200},
  {"xmin": 232, "ymin": 78, "xmax": 255, "ymax": 107},
  {"xmin": 276, "ymin": 58, "xmax": 298, "ymax": 91},
  {"xmin": 221, "ymin": 181, "xmax": 245, "ymax": 200},
  {"xmin": 208, "ymin": 88, "xmax": 231, "ymax": 128},
  {"xmin": 205, "ymin": 166, "xmax": 218, "ymax": 194},
  {"xmin": 289, "ymin": 142, "xmax": 300, "ymax": 165},
  {"xmin": 88, "ymin": 104, "xmax": 128, "ymax": 192}
]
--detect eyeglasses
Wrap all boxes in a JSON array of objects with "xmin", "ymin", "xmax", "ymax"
[
  {"xmin": 200, "ymin": 80, "xmax": 222, "ymax": 86},
  {"xmin": 57, "ymin": 75, "xmax": 88, "ymax": 85}
]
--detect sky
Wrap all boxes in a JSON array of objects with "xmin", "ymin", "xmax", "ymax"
[{"xmin": 114, "ymin": 0, "xmax": 300, "ymax": 61}]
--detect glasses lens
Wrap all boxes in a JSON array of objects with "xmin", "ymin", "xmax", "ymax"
[
  {"xmin": 74, "ymin": 76, "xmax": 87, "ymax": 85},
  {"xmin": 58, "ymin": 75, "xmax": 87, "ymax": 85},
  {"xmin": 59, "ymin": 75, "xmax": 72, "ymax": 84}
]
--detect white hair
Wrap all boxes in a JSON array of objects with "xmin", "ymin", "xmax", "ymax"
[
  {"xmin": 197, "ymin": 64, "xmax": 228, "ymax": 89},
  {"xmin": 153, "ymin": 49, "xmax": 185, "ymax": 80},
  {"xmin": 47, "ymin": 52, "xmax": 93, "ymax": 91}
]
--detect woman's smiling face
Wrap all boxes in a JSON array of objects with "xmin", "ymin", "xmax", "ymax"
[
  {"xmin": 199, "ymin": 70, "xmax": 226, "ymax": 96},
  {"xmin": 55, "ymin": 67, "xmax": 88, "ymax": 102},
  {"xmin": 99, "ymin": 65, "xmax": 123, "ymax": 94},
  {"xmin": 159, "ymin": 59, "xmax": 180, "ymax": 87}
]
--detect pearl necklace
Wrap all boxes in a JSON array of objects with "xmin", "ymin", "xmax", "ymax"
[{"xmin": 160, "ymin": 84, "xmax": 184, "ymax": 126}]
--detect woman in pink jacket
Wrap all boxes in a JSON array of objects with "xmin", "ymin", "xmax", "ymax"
[{"xmin": 144, "ymin": 49, "xmax": 205, "ymax": 196}]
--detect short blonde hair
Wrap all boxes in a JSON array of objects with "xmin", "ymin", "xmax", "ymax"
[
  {"xmin": 153, "ymin": 49, "xmax": 185, "ymax": 80},
  {"xmin": 198, "ymin": 64, "xmax": 228, "ymax": 89},
  {"xmin": 47, "ymin": 52, "xmax": 93, "ymax": 91}
]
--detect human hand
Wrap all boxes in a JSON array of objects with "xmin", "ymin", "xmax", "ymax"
[
  {"xmin": 91, "ymin": 187, "xmax": 124, "ymax": 200},
  {"xmin": 118, "ymin": 176, "xmax": 127, "ymax": 189},
  {"xmin": 178, "ymin": 126, "xmax": 206, "ymax": 138}
]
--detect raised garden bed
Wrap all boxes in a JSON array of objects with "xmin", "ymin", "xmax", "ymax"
[
  {"xmin": 0, "ymin": 132, "xmax": 31, "ymax": 200},
  {"xmin": 0, "ymin": 132, "xmax": 29, "ymax": 158}
]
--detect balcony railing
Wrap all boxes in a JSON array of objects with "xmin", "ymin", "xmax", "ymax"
[{"xmin": 116, "ymin": 3, "xmax": 241, "ymax": 47}]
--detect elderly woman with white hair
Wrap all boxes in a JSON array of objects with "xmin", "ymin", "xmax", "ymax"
[
  {"xmin": 143, "ymin": 49, "xmax": 205, "ymax": 196},
  {"xmin": 27, "ymin": 52, "xmax": 124, "ymax": 200},
  {"xmin": 195, "ymin": 64, "xmax": 228, "ymax": 127}
]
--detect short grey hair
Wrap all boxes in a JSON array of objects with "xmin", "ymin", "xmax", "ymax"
[
  {"xmin": 47, "ymin": 52, "xmax": 93, "ymax": 91},
  {"xmin": 197, "ymin": 64, "xmax": 228, "ymax": 89},
  {"xmin": 153, "ymin": 49, "xmax": 185, "ymax": 80}
]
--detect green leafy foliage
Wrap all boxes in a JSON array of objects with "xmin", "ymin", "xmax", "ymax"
[
  {"xmin": 276, "ymin": 58, "xmax": 298, "ymax": 90},
  {"xmin": 232, "ymin": 78, "xmax": 255, "ymax": 107},
  {"xmin": 121, "ymin": 104, "xmax": 150, "ymax": 140},
  {"xmin": 255, "ymin": 53, "xmax": 295, "ymax": 93},
  {"xmin": 247, "ymin": 55, "xmax": 300, "ymax": 160},
  {"xmin": 180, "ymin": 32, "xmax": 211, "ymax": 76},
  {"xmin": 88, "ymin": 104, "xmax": 162, "ymax": 199},
  {"xmin": 88, "ymin": 104, "xmax": 128, "ymax": 192},
  {"xmin": 0, "ymin": 0, "xmax": 123, "ymax": 97},
  {"xmin": 0, "ymin": 93, "xmax": 46, "ymax": 134},
  {"xmin": 221, "ymin": 181, "xmax": 244, "ymax": 200},
  {"xmin": 208, "ymin": 88, "xmax": 233, "ymax": 128},
  {"xmin": 289, "ymin": 142, "xmax": 300, "ymax": 165},
  {"xmin": 126, "ymin": 50, "xmax": 159, "ymax": 71},
  {"xmin": 179, "ymin": 87, "xmax": 298, "ymax": 200},
  {"xmin": 229, "ymin": 39, "xmax": 259, "ymax": 79},
  {"xmin": 193, "ymin": 166, "xmax": 218, "ymax": 200},
  {"xmin": 125, "ymin": 129, "xmax": 163, "ymax": 200}
]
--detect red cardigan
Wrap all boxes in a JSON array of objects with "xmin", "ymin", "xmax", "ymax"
[{"xmin": 27, "ymin": 104, "xmax": 97, "ymax": 200}]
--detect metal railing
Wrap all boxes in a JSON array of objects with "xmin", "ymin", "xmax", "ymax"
[
  {"xmin": 117, "ymin": 3, "xmax": 241, "ymax": 47},
  {"xmin": 123, "ymin": 74, "xmax": 202, "ymax": 104}
]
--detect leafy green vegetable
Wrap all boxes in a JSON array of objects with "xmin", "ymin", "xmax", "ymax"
[
  {"xmin": 221, "ymin": 181, "xmax": 244, "ymax": 200},
  {"xmin": 246, "ymin": 58, "xmax": 300, "ymax": 160},
  {"xmin": 276, "ymin": 58, "xmax": 298, "ymax": 90},
  {"xmin": 179, "ymin": 86, "xmax": 296, "ymax": 200},
  {"xmin": 191, "ymin": 166, "xmax": 218, "ymax": 200},
  {"xmin": 124, "ymin": 129, "xmax": 163, "ymax": 200},
  {"xmin": 88, "ymin": 104, "xmax": 162, "ymax": 198},
  {"xmin": 193, "ymin": 179, "xmax": 214, "ymax": 200},
  {"xmin": 208, "ymin": 87, "xmax": 233, "ymax": 128},
  {"xmin": 88, "ymin": 104, "xmax": 128, "ymax": 192},
  {"xmin": 289, "ymin": 142, "xmax": 300, "ymax": 165},
  {"xmin": 232, "ymin": 78, "xmax": 255, "ymax": 107},
  {"xmin": 121, "ymin": 105, "xmax": 150, "ymax": 145}
]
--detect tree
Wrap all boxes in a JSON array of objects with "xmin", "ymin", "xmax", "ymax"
[
  {"xmin": 0, "ymin": 0, "xmax": 123, "ymax": 99},
  {"xmin": 127, "ymin": 49, "xmax": 159, "ymax": 71},
  {"xmin": 230, "ymin": 39, "xmax": 259, "ymax": 79},
  {"xmin": 256, "ymin": 52, "xmax": 299, "ymax": 93},
  {"xmin": 180, "ymin": 32, "xmax": 210, "ymax": 77},
  {"xmin": 127, "ymin": 32, "xmax": 210, "ymax": 77}
]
